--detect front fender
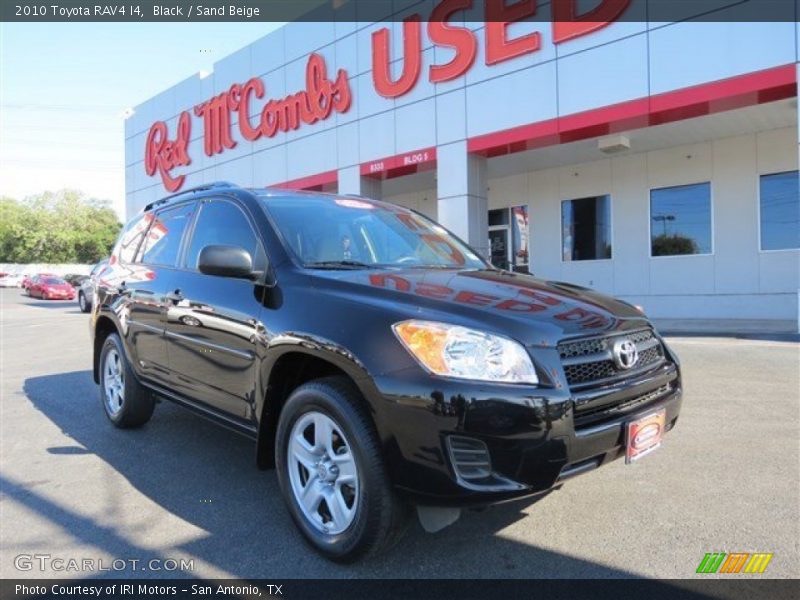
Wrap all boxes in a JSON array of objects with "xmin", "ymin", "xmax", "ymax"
[{"xmin": 253, "ymin": 331, "xmax": 394, "ymax": 469}]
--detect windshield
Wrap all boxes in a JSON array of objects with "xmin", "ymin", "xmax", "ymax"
[
  {"xmin": 42, "ymin": 277, "xmax": 66, "ymax": 285},
  {"xmin": 260, "ymin": 195, "xmax": 486, "ymax": 270}
]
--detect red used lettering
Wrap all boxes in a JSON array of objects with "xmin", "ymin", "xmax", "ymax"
[
  {"xmin": 420, "ymin": 234, "xmax": 466, "ymax": 266},
  {"xmin": 454, "ymin": 291, "xmax": 499, "ymax": 306},
  {"xmin": 518, "ymin": 288, "xmax": 561, "ymax": 306},
  {"xmin": 485, "ymin": 0, "xmax": 540, "ymax": 65},
  {"xmin": 553, "ymin": 307, "xmax": 611, "ymax": 329},
  {"xmin": 495, "ymin": 299, "xmax": 547, "ymax": 312},
  {"xmin": 416, "ymin": 283, "xmax": 455, "ymax": 299},
  {"xmin": 144, "ymin": 111, "xmax": 192, "ymax": 193},
  {"xmin": 372, "ymin": 16, "xmax": 422, "ymax": 98},
  {"xmin": 369, "ymin": 274, "xmax": 412, "ymax": 292},
  {"xmin": 428, "ymin": 0, "xmax": 477, "ymax": 83},
  {"xmin": 552, "ymin": 0, "xmax": 631, "ymax": 44}
]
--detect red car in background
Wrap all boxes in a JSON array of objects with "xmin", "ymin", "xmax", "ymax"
[
  {"xmin": 27, "ymin": 275, "xmax": 76, "ymax": 300},
  {"xmin": 22, "ymin": 273, "xmax": 57, "ymax": 291}
]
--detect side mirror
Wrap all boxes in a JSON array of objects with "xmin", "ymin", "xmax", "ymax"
[{"xmin": 198, "ymin": 245, "xmax": 254, "ymax": 279}]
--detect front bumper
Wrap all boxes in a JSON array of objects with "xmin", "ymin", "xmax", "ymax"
[{"xmin": 372, "ymin": 358, "xmax": 682, "ymax": 507}]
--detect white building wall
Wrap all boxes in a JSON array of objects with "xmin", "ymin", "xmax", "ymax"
[
  {"xmin": 486, "ymin": 127, "xmax": 799, "ymax": 324},
  {"xmin": 383, "ymin": 189, "xmax": 439, "ymax": 221},
  {"xmin": 124, "ymin": 18, "xmax": 800, "ymax": 214}
]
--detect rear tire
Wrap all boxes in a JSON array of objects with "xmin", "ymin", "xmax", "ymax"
[
  {"xmin": 99, "ymin": 333, "xmax": 154, "ymax": 428},
  {"xmin": 275, "ymin": 376, "xmax": 408, "ymax": 562},
  {"xmin": 78, "ymin": 292, "xmax": 90, "ymax": 313}
]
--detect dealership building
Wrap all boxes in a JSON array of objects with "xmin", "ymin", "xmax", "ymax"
[{"xmin": 125, "ymin": 5, "xmax": 800, "ymax": 333}]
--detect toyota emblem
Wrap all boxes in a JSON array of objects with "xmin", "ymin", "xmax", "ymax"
[{"xmin": 613, "ymin": 339, "xmax": 639, "ymax": 370}]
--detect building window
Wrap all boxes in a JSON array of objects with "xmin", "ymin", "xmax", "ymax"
[
  {"xmin": 760, "ymin": 171, "xmax": 799, "ymax": 251},
  {"xmin": 650, "ymin": 183, "xmax": 712, "ymax": 256},
  {"xmin": 561, "ymin": 195, "xmax": 612, "ymax": 261}
]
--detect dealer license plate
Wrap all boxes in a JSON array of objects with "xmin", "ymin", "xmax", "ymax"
[{"xmin": 625, "ymin": 409, "xmax": 666, "ymax": 464}]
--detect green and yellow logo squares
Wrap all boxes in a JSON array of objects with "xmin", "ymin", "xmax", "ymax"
[{"xmin": 697, "ymin": 552, "xmax": 773, "ymax": 574}]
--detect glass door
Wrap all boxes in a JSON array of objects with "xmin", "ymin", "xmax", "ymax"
[
  {"xmin": 489, "ymin": 227, "xmax": 510, "ymax": 270},
  {"xmin": 488, "ymin": 207, "xmax": 529, "ymax": 272}
]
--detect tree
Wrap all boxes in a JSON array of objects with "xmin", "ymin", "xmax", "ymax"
[
  {"xmin": 651, "ymin": 233, "xmax": 699, "ymax": 257},
  {"xmin": 0, "ymin": 190, "xmax": 122, "ymax": 263}
]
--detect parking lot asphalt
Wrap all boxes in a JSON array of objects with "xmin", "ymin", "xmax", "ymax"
[{"xmin": 1, "ymin": 287, "xmax": 798, "ymax": 580}]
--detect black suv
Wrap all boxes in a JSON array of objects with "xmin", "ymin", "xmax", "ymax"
[{"xmin": 91, "ymin": 182, "xmax": 682, "ymax": 561}]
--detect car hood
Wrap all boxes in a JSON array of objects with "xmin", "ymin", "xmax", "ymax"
[
  {"xmin": 309, "ymin": 268, "xmax": 650, "ymax": 347},
  {"xmin": 44, "ymin": 284, "xmax": 73, "ymax": 292}
]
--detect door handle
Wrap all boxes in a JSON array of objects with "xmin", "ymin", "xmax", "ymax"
[{"xmin": 165, "ymin": 289, "xmax": 184, "ymax": 304}]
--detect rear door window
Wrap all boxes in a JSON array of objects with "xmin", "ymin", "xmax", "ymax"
[
  {"xmin": 139, "ymin": 202, "xmax": 196, "ymax": 267},
  {"xmin": 114, "ymin": 214, "xmax": 150, "ymax": 264}
]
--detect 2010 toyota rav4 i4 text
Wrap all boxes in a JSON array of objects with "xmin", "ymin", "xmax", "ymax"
[{"xmin": 91, "ymin": 182, "xmax": 682, "ymax": 561}]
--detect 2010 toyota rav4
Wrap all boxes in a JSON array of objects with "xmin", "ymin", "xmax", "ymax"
[{"xmin": 91, "ymin": 182, "xmax": 682, "ymax": 561}]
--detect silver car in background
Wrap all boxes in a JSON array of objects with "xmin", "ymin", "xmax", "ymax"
[{"xmin": 78, "ymin": 259, "xmax": 108, "ymax": 313}]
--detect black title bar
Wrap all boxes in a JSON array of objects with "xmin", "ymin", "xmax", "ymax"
[
  {"xmin": 2, "ymin": 579, "xmax": 800, "ymax": 600},
  {"xmin": 1, "ymin": 0, "xmax": 799, "ymax": 22}
]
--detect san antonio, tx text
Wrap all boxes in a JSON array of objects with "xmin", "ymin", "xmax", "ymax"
[{"xmin": 16, "ymin": 584, "xmax": 283, "ymax": 596}]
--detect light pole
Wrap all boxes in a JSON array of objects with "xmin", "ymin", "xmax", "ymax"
[{"xmin": 653, "ymin": 214, "xmax": 675, "ymax": 236}]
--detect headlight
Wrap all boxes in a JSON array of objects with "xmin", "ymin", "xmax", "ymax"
[{"xmin": 392, "ymin": 320, "xmax": 538, "ymax": 385}]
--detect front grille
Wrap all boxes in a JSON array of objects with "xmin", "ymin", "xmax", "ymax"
[
  {"xmin": 573, "ymin": 383, "xmax": 673, "ymax": 428},
  {"xmin": 559, "ymin": 328, "xmax": 665, "ymax": 389}
]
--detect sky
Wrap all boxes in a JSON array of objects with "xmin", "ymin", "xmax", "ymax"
[{"xmin": 0, "ymin": 22, "xmax": 283, "ymax": 220}]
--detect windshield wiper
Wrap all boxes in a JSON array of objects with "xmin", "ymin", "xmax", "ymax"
[
  {"xmin": 305, "ymin": 260, "xmax": 376, "ymax": 270},
  {"xmin": 405, "ymin": 264, "xmax": 464, "ymax": 270}
]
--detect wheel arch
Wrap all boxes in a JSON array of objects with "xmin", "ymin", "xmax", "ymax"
[
  {"xmin": 255, "ymin": 346, "xmax": 382, "ymax": 470},
  {"xmin": 92, "ymin": 314, "xmax": 120, "ymax": 383}
]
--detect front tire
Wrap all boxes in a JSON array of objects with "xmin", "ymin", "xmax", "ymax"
[
  {"xmin": 78, "ymin": 292, "xmax": 90, "ymax": 313},
  {"xmin": 99, "ymin": 333, "xmax": 154, "ymax": 428},
  {"xmin": 275, "ymin": 377, "xmax": 408, "ymax": 562}
]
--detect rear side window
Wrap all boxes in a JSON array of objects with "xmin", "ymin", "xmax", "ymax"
[
  {"xmin": 114, "ymin": 214, "xmax": 151, "ymax": 264},
  {"xmin": 140, "ymin": 202, "xmax": 196, "ymax": 267},
  {"xmin": 184, "ymin": 200, "xmax": 263, "ymax": 270}
]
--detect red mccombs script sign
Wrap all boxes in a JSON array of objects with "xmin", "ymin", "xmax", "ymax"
[
  {"xmin": 145, "ymin": 53, "xmax": 350, "ymax": 192},
  {"xmin": 194, "ymin": 53, "xmax": 351, "ymax": 158},
  {"xmin": 143, "ymin": 0, "xmax": 629, "ymax": 192}
]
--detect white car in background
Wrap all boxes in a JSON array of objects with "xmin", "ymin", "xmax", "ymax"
[
  {"xmin": 0, "ymin": 273, "xmax": 24, "ymax": 288},
  {"xmin": 78, "ymin": 259, "xmax": 109, "ymax": 313}
]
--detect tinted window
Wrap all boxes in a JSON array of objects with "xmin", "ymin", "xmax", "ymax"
[
  {"xmin": 115, "ymin": 214, "xmax": 151, "ymax": 264},
  {"xmin": 650, "ymin": 183, "xmax": 712, "ymax": 256},
  {"xmin": 185, "ymin": 200, "xmax": 262, "ymax": 270},
  {"xmin": 140, "ymin": 202, "xmax": 196, "ymax": 267},
  {"xmin": 760, "ymin": 171, "xmax": 799, "ymax": 251},
  {"xmin": 561, "ymin": 196, "xmax": 612, "ymax": 261},
  {"xmin": 42, "ymin": 277, "xmax": 65, "ymax": 285}
]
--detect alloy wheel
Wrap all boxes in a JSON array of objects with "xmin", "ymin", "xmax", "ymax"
[
  {"xmin": 103, "ymin": 348, "xmax": 125, "ymax": 416},
  {"xmin": 287, "ymin": 411, "xmax": 359, "ymax": 535}
]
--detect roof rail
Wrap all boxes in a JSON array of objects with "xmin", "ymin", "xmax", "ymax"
[{"xmin": 142, "ymin": 182, "xmax": 237, "ymax": 212}]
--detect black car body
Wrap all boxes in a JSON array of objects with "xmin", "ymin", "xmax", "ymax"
[{"xmin": 91, "ymin": 182, "xmax": 682, "ymax": 560}]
